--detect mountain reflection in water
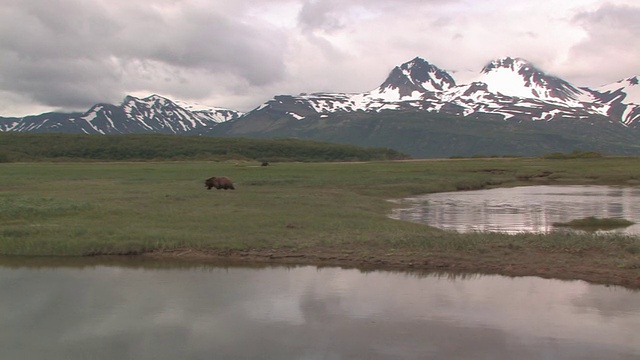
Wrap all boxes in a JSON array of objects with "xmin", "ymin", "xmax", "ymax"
[{"xmin": 391, "ymin": 185, "xmax": 640, "ymax": 234}]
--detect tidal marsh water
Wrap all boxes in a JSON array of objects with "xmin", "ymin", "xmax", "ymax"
[
  {"xmin": 1, "ymin": 261, "xmax": 639, "ymax": 359},
  {"xmin": 391, "ymin": 185, "xmax": 640, "ymax": 234}
]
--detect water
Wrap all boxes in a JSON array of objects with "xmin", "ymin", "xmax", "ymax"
[
  {"xmin": 391, "ymin": 185, "xmax": 640, "ymax": 234},
  {"xmin": 1, "ymin": 260, "xmax": 639, "ymax": 359}
]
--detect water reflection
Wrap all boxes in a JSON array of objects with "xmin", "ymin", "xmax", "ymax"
[
  {"xmin": 0, "ymin": 260, "xmax": 639, "ymax": 359},
  {"xmin": 391, "ymin": 185, "xmax": 640, "ymax": 234}
]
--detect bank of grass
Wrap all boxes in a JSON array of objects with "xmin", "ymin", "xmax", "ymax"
[
  {"xmin": 1, "ymin": 157, "xmax": 639, "ymax": 287},
  {"xmin": 553, "ymin": 217, "xmax": 635, "ymax": 231}
]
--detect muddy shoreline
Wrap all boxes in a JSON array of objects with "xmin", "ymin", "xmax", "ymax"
[{"xmin": 144, "ymin": 247, "xmax": 640, "ymax": 289}]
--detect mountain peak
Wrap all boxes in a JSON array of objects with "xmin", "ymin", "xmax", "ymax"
[
  {"xmin": 143, "ymin": 94, "xmax": 173, "ymax": 105},
  {"xmin": 481, "ymin": 57, "xmax": 534, "ymax": 74},
  {"xmin": 398, "ymin": 57, "xmax": 456, "ymax": 91},
  {"xmin": 478, "ymin": 57, "xmax": 585, "ymax": 101},
  {"xmin": 402, "ymin": 56, "xmax": 431, "ymax": 68},
  {"xmin": 123, "ymin": 94, "xmax": 170, "ymax": 104},
  {"xmin": 376, "ymin": 57, "xmax": 456, "ymax": 98}
]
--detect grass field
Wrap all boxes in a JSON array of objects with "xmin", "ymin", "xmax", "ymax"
[{"xmin": 1, "ymin": 157, "xmax": 639, "ymax": 287}]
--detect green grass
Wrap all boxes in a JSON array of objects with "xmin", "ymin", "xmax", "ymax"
[
  {"xmin": 0, "ymin": 157, "xmax": 639, "ymax": 257},
  {"xmin": 553, "ymin": 217, "xmax": 635, "ymax": 231}
]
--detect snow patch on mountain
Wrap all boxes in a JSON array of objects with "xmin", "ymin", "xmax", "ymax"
[
  {"xmin": 174, "ymin": 98, "xmax": 244, "ymax": 123},
  {"xmin": 598, "ymin": 76, "xmax": 640, "ymax": 105},
  {"xmin": 477, "ymin": 57, "xmax": 594, "ymax": 106},
  {"xmin": 81, "ymin": 106, "xmax": 106, "ymax": 134}
]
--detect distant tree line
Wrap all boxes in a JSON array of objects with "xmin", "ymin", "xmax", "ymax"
[
  {"xmin": 0, "ymin": 133, "xmax": 409, "ymax": 163},
  {"xmin": 541, "ymin": 150, "xmax": 604, "ymax": 159}
]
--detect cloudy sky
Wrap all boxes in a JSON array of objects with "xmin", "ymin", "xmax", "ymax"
[{"xmin": 1, "ymin": 0, "xmax": 638, "ymax": 116}]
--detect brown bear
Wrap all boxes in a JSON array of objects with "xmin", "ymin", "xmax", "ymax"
[{"xmin": 205, "ymin": 176, "xmax": 235, "ymax": 190}]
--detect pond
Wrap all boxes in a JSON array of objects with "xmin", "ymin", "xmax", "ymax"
[
  {"xmin": 1, "ymin": 260, "xmax": 639, "ymax": 359},
  {"xmin": 390, "ymin": 185, "xmax": 640, "ymax": 234}
]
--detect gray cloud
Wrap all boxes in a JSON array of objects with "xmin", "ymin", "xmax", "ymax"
[
  {"xmin": 0, "ymin": 0, "xmax": 287, "ymax": 112},
  {"xmin": 567, "ymin": 3, "xmax": 640, "ymax": 85},
  {"xmin": 111, "ymin": 5, "xmax": 286, "ymax": 84},
  {"xmin": 297, "ymin": 0, "xmax": 455, "ymax": 33},
  {"xmin": 298, "ymin": 0, "xmax": 345, "ymax": 32},
  {"xmin": 0, "ymin": 0, "xmax": 638, "ymax": 116}
]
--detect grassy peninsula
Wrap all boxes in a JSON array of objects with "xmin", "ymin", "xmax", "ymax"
[
  {"xmin": 0, "ymin": 142, "xmax": 639, "ymax": 287},
  {"xmin": 553, "ymin": 217, "xmax": 636, "ymax": 231}
]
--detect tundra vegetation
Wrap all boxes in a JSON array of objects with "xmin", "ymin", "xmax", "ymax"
[
  {"xmin": 553, "ymin": 217, "xmax": 636, "ymax": 231},
  {"xmin": 0, "ymin": 134, "xmax": 639, "ymax": 288}
]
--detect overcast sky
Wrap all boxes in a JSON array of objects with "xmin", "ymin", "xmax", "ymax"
[{"xmin": 1, "ymin": 0, "xmax": 638, "ymax": 116}]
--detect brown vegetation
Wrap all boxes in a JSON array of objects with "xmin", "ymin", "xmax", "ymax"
[{"xmin": 146, "ymin": 246, "xmax": 640, "ymax": 289}]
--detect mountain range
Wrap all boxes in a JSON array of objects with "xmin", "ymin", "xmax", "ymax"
[
  {"xmin": 224, "ymin": 56, "xmax": 638, "ymax": 127},
  {"xmin": 0, "ymin": 95, "xmax": 242, "ymax": 134},
  {"xmin": 1, "ymin": 56, "xmax": 639, "ymax": 158}
]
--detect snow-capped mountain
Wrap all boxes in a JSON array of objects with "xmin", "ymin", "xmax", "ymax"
[
  {"xmin": 596, "ymin": 76, "xmax": 640, "ymax": 104},
  {"xmin": 202, "ymin": 56, "xmax": 639, "ymax": 158},
  {"xmin": 0, "ymin": 95, "xmax": 243, "ymax": 134},
  {"xmin": 173, "ymin": 99, "xmax": 241, "ymax": 124},
  {"xmin": 243, "ymin": 57, "xmax": 454, "ymax": 118},
  {"xmin": 378, "ymin": 56, "xmax": 456, "ymax": 95},
  {"xmin": 235, "ymin": 56, "xmax": 636, "ymax": 127},
  {"xmin": 588, "ymin": 76, "xmax": 640, "ymax": 126},
  {"xmin": 0, "ymin": 56, "xmax": 638, "ymax": 137},
  {"xmin": 478, "ymin": 57, "xmax": 587, "ymax": 102}
]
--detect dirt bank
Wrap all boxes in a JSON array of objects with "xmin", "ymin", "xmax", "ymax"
[{"xmin": 145, "ymin": 246, "xmax": 640, "ymax": 289}]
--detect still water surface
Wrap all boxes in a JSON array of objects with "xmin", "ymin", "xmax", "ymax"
[
  {"xmin": 391, "ymin": 185, "xmax": 640, "ymax": 234},
  {"xmin": 1, "ymin": 261, "xmax": 639, "ymax": 359}
]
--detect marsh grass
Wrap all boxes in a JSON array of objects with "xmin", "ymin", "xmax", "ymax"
[
  {"xmin": 0, "ymin": 158, "xmax": 639, "ymax": 258},
  {"xmin": 553, "ymin": 217, "xmax": 635, "ymax": 231}
]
